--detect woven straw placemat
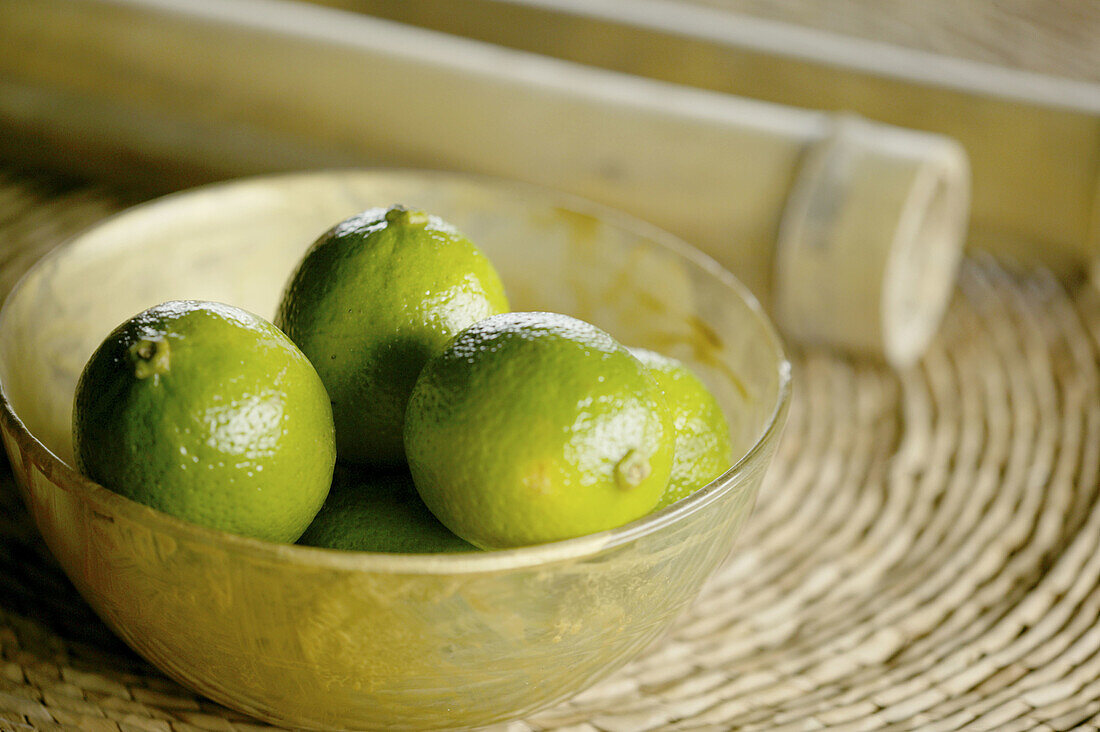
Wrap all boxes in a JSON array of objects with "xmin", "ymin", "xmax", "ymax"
[{"xmin": 2, "ymin": 170, "xmax": 1100, "ymax": 732}]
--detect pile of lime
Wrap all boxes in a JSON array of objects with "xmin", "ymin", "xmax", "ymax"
[{"xmin": 72, "ymin": 204, "xmax": 734, "ymax": 551}]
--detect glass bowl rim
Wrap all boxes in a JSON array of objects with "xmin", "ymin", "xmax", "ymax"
[{"xmin": 0, "ymin": 168, "xmax": 792, "ymax": 575}]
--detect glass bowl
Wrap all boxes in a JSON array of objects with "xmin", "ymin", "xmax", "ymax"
[{"xmin": 0, "ymin": 170, "xmax": 790, "ymax": 731}]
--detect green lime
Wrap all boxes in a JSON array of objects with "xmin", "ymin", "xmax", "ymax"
[
  {"xmin": 72, "ymin": 300, "xmax": 336, "ymax": 543},
  {"xmin": 297, "ymin": 465, "xmax": 476, "ymax": 553},
  {"xmin": 404, "ymin": 311, "xmax": 674, "ymax": 549},
  {"xmin": 275, "ymin": 205, "xmax": 509, "ymax": 466},
  {"xmin": 630, "ymin": 349, "xmax": 733, "ymax": 508}
]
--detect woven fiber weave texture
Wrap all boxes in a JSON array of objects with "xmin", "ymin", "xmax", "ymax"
[{"xmin": 1, "ymin": 171, "xmax": 1099, "ymax": 731}]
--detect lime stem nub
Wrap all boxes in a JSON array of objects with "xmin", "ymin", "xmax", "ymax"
[
  {"xmin": 385, "ymin": 205, "xmax": 428, "ymax": 227},
  {"xmin": 130, "ymin": 337, "xmax": 170, "ymax": 379},
  {"xmin": 614, "ymin": 449, "xmax": 651, "ymax": 490}
]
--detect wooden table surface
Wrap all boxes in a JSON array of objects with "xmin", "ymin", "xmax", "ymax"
[
  {"xmin": 335, "ymin": 0, "xmax": 1100, "ymax": 84},
  {"xmin": 694, "ymin": 0, "xmax": 1100, "ymax": 84}
]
